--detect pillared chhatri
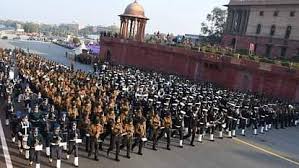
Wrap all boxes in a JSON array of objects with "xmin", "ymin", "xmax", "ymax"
[
  {"xmin": 222, "ymin": 0, "xmax": 299, "ymax": 58},
  {"xmin": 119, "ymin": 0, "xmax": 149, "ymax": 42}
]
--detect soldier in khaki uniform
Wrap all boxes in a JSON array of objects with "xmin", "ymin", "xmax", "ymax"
[
  {"xmin": 107, "ymin": 117, "xmax": 123, "ymax": 161},
  {"xmin": 158, "ymin": 112, "xmax": 172, "ymax": 150},
  {"xmin": 122, "ymin": 117, "xmax": 134, "ymax": 159},
  {"xmin": 88, "ymin": 118, "xmax": 103, "ymax": 161},
  {"xmin": 150, "ymin": 109, "xmax": 160, "ymax": 151},
  {"xmin": 132, "ymin": 109, "xmax": 146, "ymax": 155}
]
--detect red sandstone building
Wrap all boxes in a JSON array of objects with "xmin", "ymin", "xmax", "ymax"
[
  {"xmin": 101, "ymin": 1, "xmax": 299, "ymax": 102},
  {"xmin": 222, "ymin": 0, "xmax": 299, "ymax": 58}
]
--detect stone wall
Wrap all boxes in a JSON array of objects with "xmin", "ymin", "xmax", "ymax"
[
  {"xmin": 100, "ymin": 37, "xmax": 299, "ymax": 102},
  {"xmin": 222, "ymin": 34, "xmax": 299, "ymax": 58}
]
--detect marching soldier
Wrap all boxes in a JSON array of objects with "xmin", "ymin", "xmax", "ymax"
[
  {"xmin": 123, "ymin": 117, "xmax": 134, "ymax": 159},
  {"xmin": 132, "ymin": 109, "xmax": 146, "ymax": 155},
  {"xmin": 198, "ymin": 108, "xmax": 208, "ymax": 143},
  {"xmin": 232, "ymin": 105, "xmax": 239, "ymax": 137},
  {"xmin": 239, "ymin": 106, "xmax": 250, "ymax": 136},
  {"xmin": 49, "ymin": 123, "xmax": 63, "ymax": 168},
  {"xmin": 107, "ymin": 116, "xmax": 123, "ymax": 161},
  {"xmin": 100, "ymin": 108, "xmax": 115, "ymax": 150},
  {"xmin": 29, "ymin": 104, "xmax": 42, "ymax": 128},
  {"xmin": 5, "ymin": 95, "xmax": 13, "ymax": 126},
  {"xmin": 67, "ymin": 122, "xmax": 81, "ymax": 167},
  {"xmin": 17, "ymin": 114, "xmax": 31, "ymax": 160},
  {"xmin": 59, "ymin": 112, "xmax": 70, "ymax": 153},
  {"xmin": 207, "ymin": 108, "xmax": 217, "ymax": 141},
  {"xmin": 250, "ymin": 107, "xmax": 259, "ymax": 135},
  {"xmin": 88, "ymin": 118, "xmax": 103, "ymax": 161},
  {"xmin": 259, "ymin": 106, "xmax": 266, "ymax": 134},
  {"xmin": 172, "ymin": 110, "xmax": 185, "ymax": 148},
  {"xmin": 151, "ymin": 109, "xmax": 161, "ymax": 150},
  {"xmin": 27, "ymin": 127, "xmax": 43, "ymax": 168},
  {"xmin": 157, "ymin": 111, "xmax": 172, "ymax": 150}
]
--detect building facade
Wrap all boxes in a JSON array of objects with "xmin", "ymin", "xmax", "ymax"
[{"xmin": 222, "ymin": 0, "xmax": 299, "ymax": 58}]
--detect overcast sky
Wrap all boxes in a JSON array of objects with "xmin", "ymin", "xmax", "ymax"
[{"xmin": 0, "ymin": 0, "xmax": 229, "ymax": 35}]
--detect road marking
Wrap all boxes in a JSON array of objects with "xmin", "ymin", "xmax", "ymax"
[
  {"xmin": 0, "ymin": 120, "xmax": 13, "ymax": 168},
  {"xmin": 233, "ymin": 137, "xmax": 299, "ymax": 166}
]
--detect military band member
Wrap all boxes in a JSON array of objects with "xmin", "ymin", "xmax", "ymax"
[
  {"xmin": 157, "ymin": 112, "xmax": 172, "ymax": 150},
  {"xmin": 107, "ymin": 117, "xmax": 123, "ymax": 161},
  {"xmin": 17, "ymin": 114, "xmax": 31, "ymax": 159},
  {"xmin": 27, "ymin": 127, "xmax": 43, "ymax": 168},
  {"xmin": 67, "ymin": 122, "xmax": 81, "ymax": 167},
  {"xmin": 49, "ymin": 124, "xmax": 63, "ymax": 168},
  {"xmin": 88, "ymin": 118, "xmax": 103, "ymax": 161},
  {"xmin": 132, "ymin": 109, "xmax": 146, "ymax": 155}
]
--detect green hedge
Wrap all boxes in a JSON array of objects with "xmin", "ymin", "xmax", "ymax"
[{"xmin": 260, "ymin": 58, "xmax": 275, "ymax": 64}]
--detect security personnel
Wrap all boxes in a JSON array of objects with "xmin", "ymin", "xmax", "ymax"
[
  {"xmin": 157, "ymin": 111, "xmax": 172, "ymax": 150},
  {"xmin": 150, "ymin": 109, "xmax": 160, "ymax": 151},
  {"xmin": 67, "ymin": 122, "xmax": 81, "ymax": 167},
  {"xmin": 132, "ymin": 109, "xmax": 146, "ymax": 155},
  {"xmin": 107, "ymin": 116, "xmax": 123, "ymax": 161},
  {"xmin": 27, "ymin": 127, "xmax": 43, "ymax": 168},
  {"xmin": 88, "ymin": 118, "xmax": 103, "ymax": 161},
  {"xmin": 49, "ymin": 123, "xmax": 63, "ymax": 168}
]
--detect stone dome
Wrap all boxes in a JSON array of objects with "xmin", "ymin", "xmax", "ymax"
[{"xmin": 121, "ymin": 1, "xmax": 148, "ymax": 19}]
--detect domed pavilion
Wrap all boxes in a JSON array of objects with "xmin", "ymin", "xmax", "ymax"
[{"xmin": 119, "ymin": 0, "xmax": 149, "ymax": 42}]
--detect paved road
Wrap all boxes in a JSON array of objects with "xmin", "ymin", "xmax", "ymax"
[{"xmin": 0, "ymin": 39, "xmax": 299, "ymax": 168}]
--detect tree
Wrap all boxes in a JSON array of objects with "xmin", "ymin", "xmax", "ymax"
[
  {"xmin": 73, "ymin": 37, "xmax": 81, "ymax": 45},
  {"xmin": 23, "ymin": 22, "xmax": 39, "ymax": 33},
  {"xmin": 201, "ymin": 7, "xmax": 227, "ymax": 44}
]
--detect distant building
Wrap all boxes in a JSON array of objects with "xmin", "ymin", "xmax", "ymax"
[
  {"xmin": 184, "ymin": 34, "xmax": 204, "ymax": 44},
  {"xmin": 222, "ymin": 0, "xmax": 299, "ymax": 58}
]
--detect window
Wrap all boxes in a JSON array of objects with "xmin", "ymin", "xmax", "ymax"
[
  {"xmin": 270, "ymin": 25, "xmax": 276, "ymax": 36},
  {"xmin": 285, "ymin": 26, "xmax": 292, "ymax": 39},
  {"xmin": 280, "ymin": 47, "xmax": 287, "ymax": 57},
  {"xmin": 256, "ymin": 24, "xmax": 262, "ymax": 34},
  {"xmin": 259, "ymin": 11, "xmax": 264, "ymax": 16},
  {"xmin": 274, "ymin": 11, "xmax": 279, "ymax": 16},
  {"xmin": 290, "ymin": 11, "xmax": 296, "ymax": 17}
]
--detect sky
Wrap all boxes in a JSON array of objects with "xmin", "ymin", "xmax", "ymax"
[{"xmin": 0, "ymin": 0, "xmax": 229, "ymax": 35}]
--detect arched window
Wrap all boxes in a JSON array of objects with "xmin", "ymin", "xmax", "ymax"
[
  {"xmin": 270, "ymin": 25, "xmax": 276, "ymax": 36},
  {"xmin": 256, "ymin": 24, "xmax": 262, "ymax": 34},
  {"xmin": 285, "ymin": 26, "xmax": 292, "ymax": 39}
]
